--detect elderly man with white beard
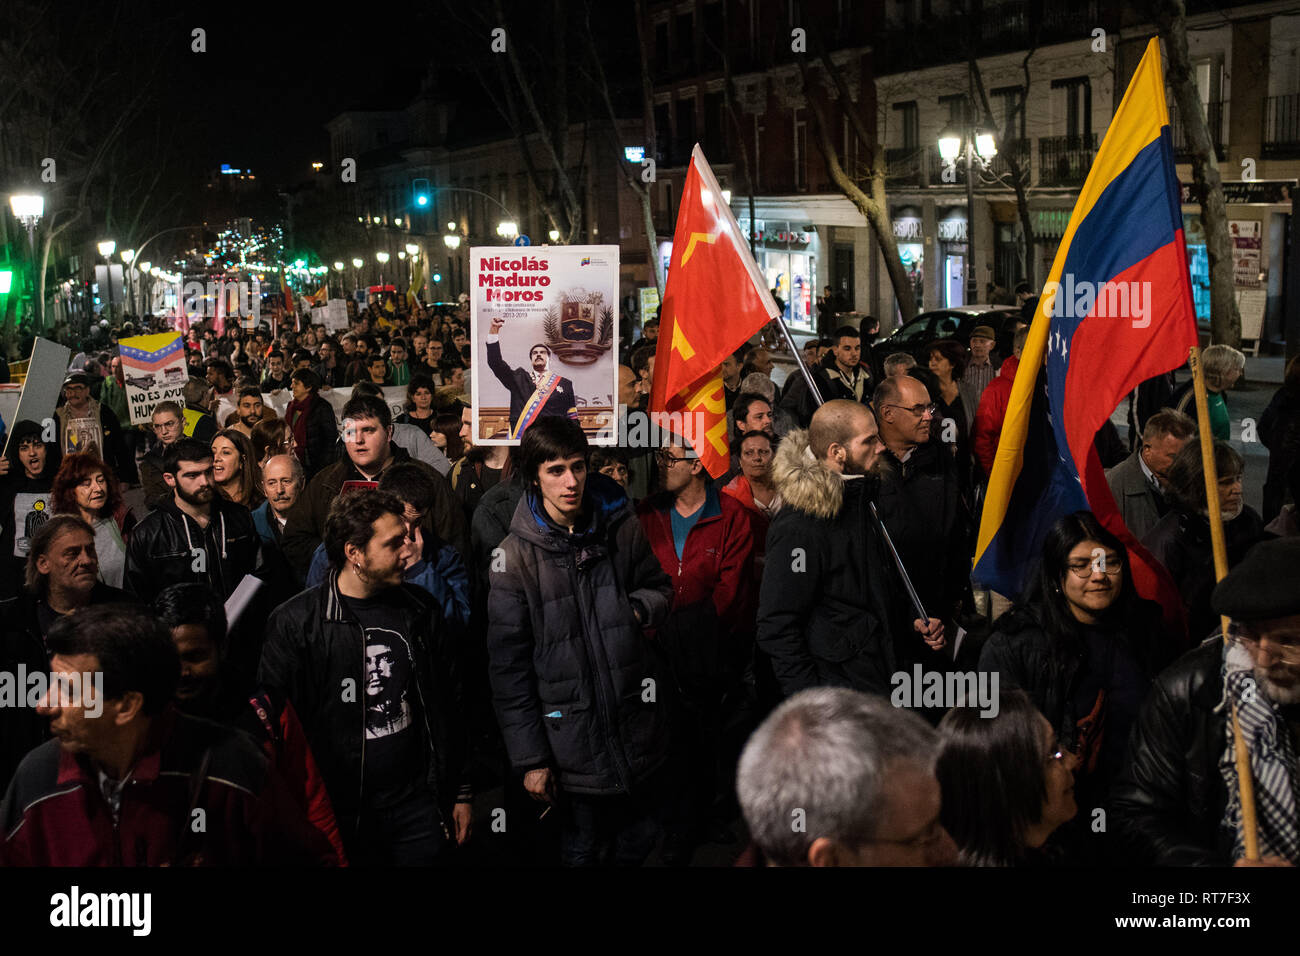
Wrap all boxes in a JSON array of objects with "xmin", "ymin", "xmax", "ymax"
[{"xmin": 1113, "ymin": 537, "xmax": 1300, "ymax": 867}]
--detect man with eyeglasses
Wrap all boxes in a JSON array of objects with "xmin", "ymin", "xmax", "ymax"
[
  {"xmin": 1114, "ymin": 537, "xmax": 1300, "ymax": 867},
  {"xmin": 872, "ymin": 375, "xmax": 973, "ymax": 664},
  {"xmin": 736, "ymin": 687, "xmax": 958, "ymax": 866},
  {"xmin": 139, "ymin": 401, "xmax": 188, "ymax": 509},
  {"xmin": 636, "ymin": 438, "xmax": 755, "ymax": 864}
]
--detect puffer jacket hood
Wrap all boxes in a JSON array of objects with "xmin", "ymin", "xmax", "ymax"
[
  {"xmin": 771, "ymin": 428, "xmax": 843, "ymax": 520},
  {"xmin": 511, "ymin": 471, "xmax": 632, "ymax": 551}
]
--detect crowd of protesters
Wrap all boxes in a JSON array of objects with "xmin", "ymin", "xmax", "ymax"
[{"xmin": 0, "ymin": 287, "xmax": 1297, "ymax": 870}]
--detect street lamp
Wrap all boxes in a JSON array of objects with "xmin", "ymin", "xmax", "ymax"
[
  {"xmin": 496, "ymin": 221, "xmax": 518, "ymax": 240},
  {"xmin": 548, "ymin": 229, "xmax": 560, "ymax": 243},
  {"xmin": 98, "ymin": 239, "xmax": 116, "ymax": 258},
  {"xmin": 9, "ymin": 194, "xmax": 44, "ymax": 252},
  {"xmin": 375, "ymin": 251, "xmax": 389, "ymax": 288},
  {"xmin": 351, "ymin": 257, "xmax": 363, "ymax": 290},
  {"xmin": 405, "ymin": 243, "xmax": 419, "ymax": 257},
  {"xmin": 938, "ymin": 123, "xmax": 997, "ymax": 306},
  {"xmin": 443, "ymin": 235, "xmax": 461, "ymax": 250}
]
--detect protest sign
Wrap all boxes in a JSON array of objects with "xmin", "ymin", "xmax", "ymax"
[
  {"xmin": 120, "ymin": 332, "xmax": 187, "ymax": 425},
  {"xmin": 471, "ymin": 245, "xmax": 619, "ymax": 445},
  {"xmin": 5, "ymin": 338, "xmax": 72, "ymax": 456}
]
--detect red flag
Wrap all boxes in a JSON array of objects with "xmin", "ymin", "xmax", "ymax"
[
  {"xmin": 650, "ymin": 145, "xmax": 777, "ymax": 477},
  {"xmin": 280, "ymin": 271, "xmax": 294, "ymax": 318}
]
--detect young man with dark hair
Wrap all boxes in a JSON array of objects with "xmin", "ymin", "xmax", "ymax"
[
  {"xmin": 205, "ymin": 357, "xmax": 238, "ymax": 426},
  {"xmin": 304, "ymin": 462, "xmax": 470, "ymax": 629},
  {"xmin": 260, "ymin": 490, "xmax": 473, "ymax": 864},
  {"xmin": 155, "ymin": 583, "xmax": 348, "ymax": 865},
  {"xmin": 125, "ymin": 437, "xmax": 262, "ymax": 602},
  {"xmin": 0, "ymin": 603, "xmax": 335, "ymax": 865},
  {"xmin": 282, "ymin": 394, "xmax": 467, "ymax": 581},
  {"xmin": 780, "ymin": 325, "xmax": 873, "ymax": 428},
  {"xmin": 487, "ymin": 417, "xmax": 674, "ymax": 865},
  {"xmin": 366, "ymin": 353, "xmax": 392, "ymax": 386},
  {"xmin": 261, "ymin": 350, "xmax": 291, "ymax": 392},
  {"xmin": 233, "ymin": 386, "xmax": 264, "ymax": 439},
  {"xmin": 388, "ymin": 338, "xmax": 411, "ymax": 387}
]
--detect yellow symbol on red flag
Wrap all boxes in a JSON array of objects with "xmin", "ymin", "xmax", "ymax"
[{"xmin": 649, "ymin": 145, "xmax": 779, "ymax": 478}]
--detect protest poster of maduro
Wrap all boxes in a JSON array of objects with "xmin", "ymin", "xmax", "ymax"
[{"xmin": 471, "ymin": 245, "xmax": 618, "ymax": 445}]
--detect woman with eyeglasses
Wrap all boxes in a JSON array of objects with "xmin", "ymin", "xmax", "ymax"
[
  {"xmin": 979, "ymin": 511, "xmax": 1164, "ymax": 862},
  {"xmin": 937, "ymin": 689, "xmax": 1079, "ymax": 866},
  {"xmin": 1143, "ymin": 437, "xmax": 1270, "ymax": 643},
  {"xmin": 251, "ymin": 416, "xmax": 296, "ymax": 470}
]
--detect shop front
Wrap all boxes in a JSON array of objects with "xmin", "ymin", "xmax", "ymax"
[{"xmin": 736, "ymin": 218, "xmax": 820, "ymax": 333}]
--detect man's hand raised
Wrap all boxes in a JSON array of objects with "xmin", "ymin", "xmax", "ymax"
[{"xmin": 490, "ymin": 317, "xmax": 505, "ymax": 335}]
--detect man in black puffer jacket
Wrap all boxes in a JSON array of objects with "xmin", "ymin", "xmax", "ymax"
[
  {"xmin": 1112, "ymin": 538, "xmax": 1300, "ymax": 867},
  {"xmin": 487, "ymin": 418, "xmax": 673, "ymax": 866},
  {"xmin": 757, "ymin": 402, "xmax": 948, "ymax": 701}
]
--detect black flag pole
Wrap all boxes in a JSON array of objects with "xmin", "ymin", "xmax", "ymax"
[{"xmin": 767, "ymin": 309, "xmax": 928, "ymax": 626}]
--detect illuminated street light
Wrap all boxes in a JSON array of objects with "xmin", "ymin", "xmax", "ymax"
[
  {"xmin": 120, "ymin": 249, "xmax": 135, "ymax": 264},
  {"xmin": 98, "ymin": 239, "xmax": 116, "ymax": 258},
  {"xmin": 375, "ymin": 251, "xmax": 390, "ymax": 264},
  {"xmin": 496, "ymin": 221, "xmax": 518, "ymax": 239},
  {"xmin": 351, "ymin": 258, "xmax": 363, "ymax": 269},
  {"xmin": 548, "ymin": 229, "xmax": 560, "ymax": 242},
  {"xmin": 405, "ymin": 243, "xmax": 419, "ymax": 257},
  {"xmin": 443, "ymin": 235, "xmax": 461, "ymax": 250}
]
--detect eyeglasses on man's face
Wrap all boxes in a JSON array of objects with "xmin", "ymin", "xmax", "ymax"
[{"xmin": 882, "ymin": 402, "xmax": 937, "ymax": 418}]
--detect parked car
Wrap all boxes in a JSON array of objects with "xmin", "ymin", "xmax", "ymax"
[{"xmin": 870, "ymin": 305, "xmax": 1019, "ymax": 376}]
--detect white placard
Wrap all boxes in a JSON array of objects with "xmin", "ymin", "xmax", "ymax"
[{"xmin": 470, "ymin": 245, "xmax": 619, "ymax": 445}]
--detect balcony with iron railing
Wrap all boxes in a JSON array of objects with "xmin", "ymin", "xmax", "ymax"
[
  {"xmin": 1169, "ymin": 98, "xmax": 1226, "ymax": 160},
  {"xmin": 1039, "ymin": 133, "xmax": 1098, "ymax": 187},
  {"xmin": 1263, "ymin": 94, "xmax": 1300, "ymax": 158},
  {"xmin": 885, "ymin": 146, "xmax": 927, "ymax": 187}
]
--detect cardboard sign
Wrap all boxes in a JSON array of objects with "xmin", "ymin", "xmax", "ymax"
[{"xmin": 5, "ymin": 338, "xmax": 72, "ymax": 456}]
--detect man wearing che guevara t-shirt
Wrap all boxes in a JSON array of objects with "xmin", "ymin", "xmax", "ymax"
[{"xmin": 259, "ymin": 489, "xmax": 472, "ymax": 865}]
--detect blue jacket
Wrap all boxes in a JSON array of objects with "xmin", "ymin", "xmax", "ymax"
[{"xmin": 305, "ymin": 537, "xmax": 470, "ymax": 629}]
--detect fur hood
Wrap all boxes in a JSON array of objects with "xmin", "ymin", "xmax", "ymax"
[{"xmin": 771, "ymin": 428, "xmax": 843, "ymax": 520}]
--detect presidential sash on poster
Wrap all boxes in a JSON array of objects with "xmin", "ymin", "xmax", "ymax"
[{"xmin": 511, "ymin": 373, "xmax": 564, "ymax": 439}]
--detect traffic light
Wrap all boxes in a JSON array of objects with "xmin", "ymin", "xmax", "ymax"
[
  {"xmin": 432, "ymin": 272, "xmax": 441, "ymax": 283},
  {"xmin": 413, "ymin": 178, "xmax": 431, "ymax": 208}
]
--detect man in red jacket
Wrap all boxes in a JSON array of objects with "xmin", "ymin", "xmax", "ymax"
[
  {"xmin": 0, "ymin": 603, "xmax": 336, "ymax": 866},
  {"xmin": 636, "ymin": 439, "xmax": 755, "ymax": 865},
  {"xmin": 972, "ymin": 325, "xmax": 1029, "ymax": 479}
]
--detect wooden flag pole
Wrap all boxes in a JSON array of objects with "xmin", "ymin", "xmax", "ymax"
[{"xmin": 1188, "ymin": 345, "xmax": 1260, "ymax": 861}]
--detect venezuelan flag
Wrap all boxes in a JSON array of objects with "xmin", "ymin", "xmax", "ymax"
[{"xmin": 974, "ymin": 38, "xmax": 1197, "ymax": 628}]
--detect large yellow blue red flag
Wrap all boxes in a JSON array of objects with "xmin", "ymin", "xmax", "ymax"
[{"xmin": 974, "ymin": 38, "xmax": 1197, "ymax": 632}]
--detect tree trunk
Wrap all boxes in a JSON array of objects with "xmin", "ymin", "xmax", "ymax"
[
  {"xmin": 806, "ymin": 50, "xmax": 916, "ymax": 324},
  {"xmin": 969, "ymin": 54, "xmax": 1038, "ymax": 290},
  {"xmin": 1150, "ymin": 0, "xmax": 1240, "ymax": 346}
]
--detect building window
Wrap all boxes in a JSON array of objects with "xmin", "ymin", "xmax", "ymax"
[
  {"xmin": 938, "ymin": 93, "xmax": 970, "ymax": 130},
  {"xmin": 1050, "ymin": 77, "xmax": 1092, "ymax": 139},
  {"xmin": 703, "ymin": 2, "xmax": 724, "ymax": 60},
  {"xmin": 990, "ymin": 85, "xmax": 1025, "ymax": 140},
  {"xmin": 894, "ymin": 100, "xmax": 919, "ymax": 148},
  {"xmin": 655, "ymin": 20, "xmax": 669, "ymax": 72},
  {"xmin": 675, "ymin": 12, "xmax": 694, "ymax": 68}
]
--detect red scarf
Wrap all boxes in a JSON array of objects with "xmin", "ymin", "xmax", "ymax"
[{"xmin": 285, "ymin": 392, "xmax": 313, "ymax": 463}]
